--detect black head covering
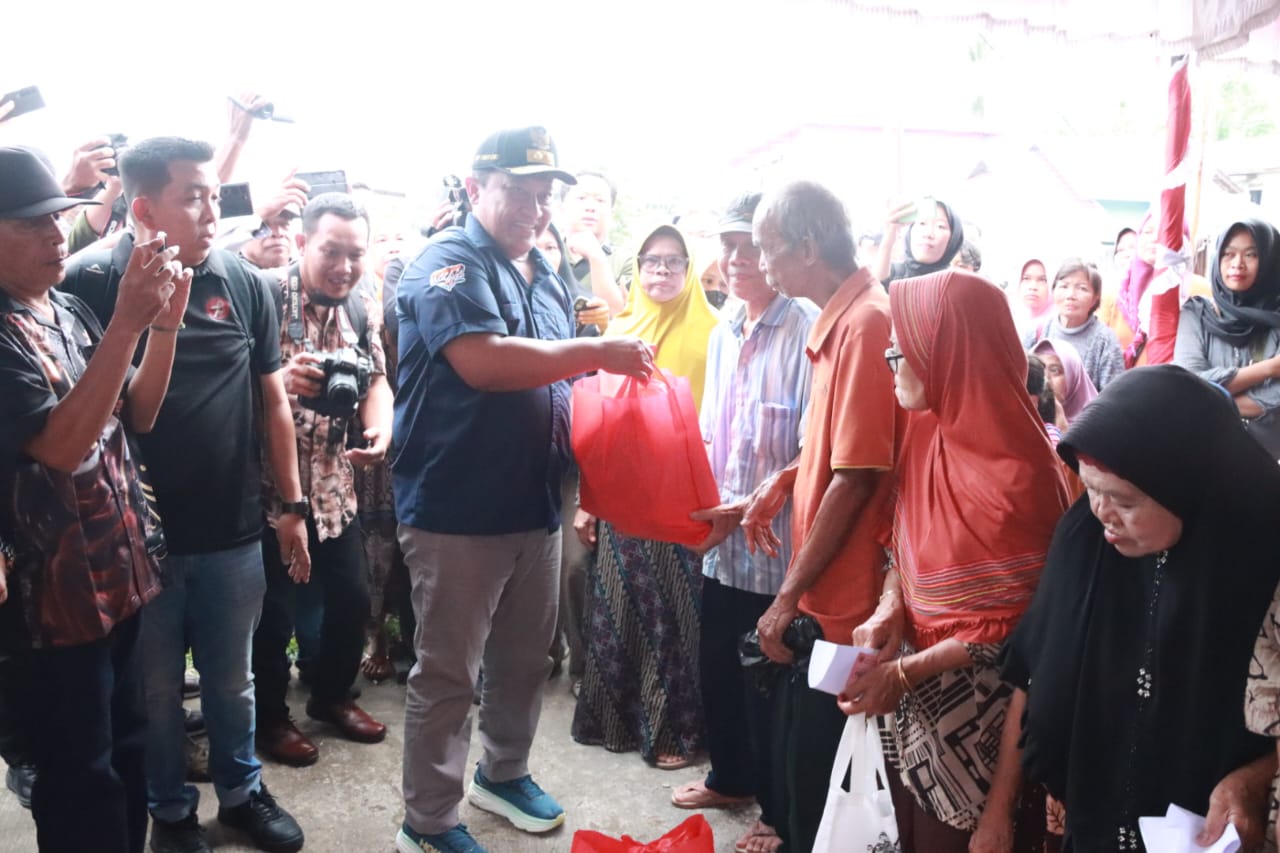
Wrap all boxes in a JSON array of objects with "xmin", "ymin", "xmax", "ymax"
[
  {"xmin": 1186, "ymin": 219, "xmax": 1280, "ymax": 347},
  {"xmin": 543, "ymin": 222, "xmax": 580, "ymax": 292},
  {"xmin": 887, "ymin": 200, "xmax": 965, "ymax": 284},
  {"xmin": 1001, "ymin": 365, "xmax": 1280, "ymax": 850}
]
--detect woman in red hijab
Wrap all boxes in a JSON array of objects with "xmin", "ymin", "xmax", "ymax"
[{"xmin": 839, "ymin": 270, "xmax": 1070, "ymax": 852}]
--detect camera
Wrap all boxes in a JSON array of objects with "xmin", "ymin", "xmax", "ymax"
[
  {"xmin": 443, "ymin": 175, "xmax": 470, "ymax": 229},
  {"xmin": 227, "ymin": 95, "xmax": 294, "ymax": 124},
  {"xmin": 103, "ymin": 133, "xmax": 128, "ymax": 177},
  {"xmin": 298, "ymin": 347, "xmax": 372, "ymax": 419},
  {"xmin": 573, "ymin": 296, "xmax": 601, "ymax": 337}
]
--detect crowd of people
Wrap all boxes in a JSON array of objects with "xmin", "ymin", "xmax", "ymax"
[{"xmin": 1, "ymin": 91, "xmax": 1280, "ymax": 853}]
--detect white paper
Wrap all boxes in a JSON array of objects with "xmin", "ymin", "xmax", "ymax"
[
  {"xmin": 1138, "ymin": 804, "xmax": 1241, "ymax": 853},
  {"xmin": 808, "ymin": 640, "xmax": 878, "ymax": 695}
]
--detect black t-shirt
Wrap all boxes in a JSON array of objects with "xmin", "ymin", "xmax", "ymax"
[{"xmin": 61, "ymin": 235, "xmax": 282, "ymax": 554}]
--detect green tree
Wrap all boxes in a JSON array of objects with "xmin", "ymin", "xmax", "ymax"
[{"xmin": 1214, "ymin": 78, "xmax": 1279, "ymax": 140}]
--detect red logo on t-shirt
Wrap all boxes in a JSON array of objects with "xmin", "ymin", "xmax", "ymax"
[{"xmin": 205, "ymin": 297, "xmax": 231, "ymax": 321}]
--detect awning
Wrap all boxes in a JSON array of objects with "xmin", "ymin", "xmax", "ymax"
[{"xmin": 834, "ymin": 0, "xmax": 1280, "ymax": 73}]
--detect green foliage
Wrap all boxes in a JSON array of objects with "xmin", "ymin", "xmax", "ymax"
[{"xmin": 1214, "ymin": 79, "xmax": 1279, "ymax": 140}]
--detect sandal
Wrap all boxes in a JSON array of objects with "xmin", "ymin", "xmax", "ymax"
[
  {"xmin": 654, "ymin": 753, "xmax": 693, "ymax": 771},
  {"xmin": 671, "ymin": 780, "xmax": 754, "ymax": 809},
  {"xmin": 735, "ymin": 819, "xmax": 782, "ymax": 853},
  {"xmin": 360, "ymin": 652, "xmax": 394, "ymax": 683}
]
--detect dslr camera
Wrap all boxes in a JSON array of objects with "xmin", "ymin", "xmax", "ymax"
[
  {"xmin": 443, "ymin": 175, "xmax": 470, "ymax": 229},
  {"xmin": 299, "ymin": 347, "xmax": 373, "ymax": 419}
]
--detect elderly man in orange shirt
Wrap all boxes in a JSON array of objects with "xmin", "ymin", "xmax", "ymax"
[{"xmin": 742, "ymin": 179, "xmax": 898, "ymax": 853}]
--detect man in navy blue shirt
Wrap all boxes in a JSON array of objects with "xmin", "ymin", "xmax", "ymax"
[{"xmin": 391, "ymin": 127, "xmax": 653, "ymax": 853}]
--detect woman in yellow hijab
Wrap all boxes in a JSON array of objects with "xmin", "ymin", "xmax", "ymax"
[
  {"xmin": 604, "ymin": 224, "xmax": 720, "ymax": 408},
  {"xmin": 572, "ymin": 223, "xmax": 719, "ymax": 769}
]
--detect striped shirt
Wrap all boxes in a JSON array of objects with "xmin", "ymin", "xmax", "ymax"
[{"xmin": 700, "ymin": 295, "xmax": 817, "ymax": 594}]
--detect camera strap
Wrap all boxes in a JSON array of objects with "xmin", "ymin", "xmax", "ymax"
[{"xmin": 287, "ymin": 273, "xmax": 359, "ymax": 349}]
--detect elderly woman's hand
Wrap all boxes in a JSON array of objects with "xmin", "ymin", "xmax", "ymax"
[
  {"xmin": 969, "ymin": 806, "xmax": 1014, "ymax": 853},
  {"xmin": 837, "ymin": 658, "xmax": 905, "ymax": 717},
  {"xmin": 851, "ymin": 591, "xmax": 905, "ymax": 664},
  {"xmin": 1197, "ymin": 751, "xmax": 1276, "ymax": 851}
]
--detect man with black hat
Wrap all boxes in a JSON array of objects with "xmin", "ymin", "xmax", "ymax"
[
  {"xmin": 391, "ymin": 126, "xmax": 655, "ymax": 853},
  {"xmin": 0, "ymin": 145, "xmax": 188, "ymax": 852}
]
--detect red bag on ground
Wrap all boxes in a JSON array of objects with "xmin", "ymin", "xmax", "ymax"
[
  {"xmin": 570, "ymin": 814, "xmax": 714, "ymax": 853},
  {"xmin": 571, "ymin": 369, "xmax": 719, "ymax": 547}
]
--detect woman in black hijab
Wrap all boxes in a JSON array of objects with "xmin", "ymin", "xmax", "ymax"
[
  {"xmin": 1175, "ymin": 218, "xmax": 1280, "ymax": 458},
  {"xmin": 1001, "ymin": 365, "xmax": 1280, "ymax": 852},
  {"xmin": 874, "ymin": 198, "xmax": 966, "ymax": 287}
]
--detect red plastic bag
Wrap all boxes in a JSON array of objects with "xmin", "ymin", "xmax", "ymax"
[
  {"xmin": 570, "ymin": 814, "xmax": 715, "ymax": 853},
  {"xmin": 571, "ymin": 369, "xmax": 719, "ymax": 547}
]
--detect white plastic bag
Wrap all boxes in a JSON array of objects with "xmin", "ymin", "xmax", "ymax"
[{"xmin": 812, "ymin": 713, "xmax": 901, "ymax": 853}]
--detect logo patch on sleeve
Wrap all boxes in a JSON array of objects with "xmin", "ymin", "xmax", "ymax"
[{"xmin": 429, "ymin": 264, "xmax": 466, "ymax": 290}]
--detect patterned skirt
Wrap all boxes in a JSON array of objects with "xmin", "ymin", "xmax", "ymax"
[
  {"xmin": 353, "ymin": 459, "xmax": 400, "ymax": 620},
  {"xmin": 570, "ymin": 521, "xmax": 705, "ymax": 763},
  {"xmin": 888, "ymin": 643, "xmax": 1010, "ymax": 833}
]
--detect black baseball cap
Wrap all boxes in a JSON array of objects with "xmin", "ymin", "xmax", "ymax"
[
  {"xmin": 472, "ymin": 126, "xmax": 576, "ymax": 184},
  {"xmin": 0, "ymin": 146, "xmax": 99, "ymax": 219},
  {"xmin": 717, "ymin": 191, "xmax": 763, "ymax": 235}
]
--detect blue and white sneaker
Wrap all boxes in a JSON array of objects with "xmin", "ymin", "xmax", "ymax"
[
  {"xmin": 466, "ymin": 766, "xmax": 565, "ymax": 833},
  {"xmin": 395, "ymin": 822, "xmax": 488, "ymax": 853}
]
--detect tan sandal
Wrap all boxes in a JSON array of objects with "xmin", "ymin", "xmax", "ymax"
[
  {"xmin": 654, "ymin": 753, "xmax": 693, "ymax": 771},
  {"xmin": 671, "ymin": 780, "xmax": 754, "ymax": 809},
  {"xmin": 360, "ymin": 652, "xmax": 394, "ymax": 683}
]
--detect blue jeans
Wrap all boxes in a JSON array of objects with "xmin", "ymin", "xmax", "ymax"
[{"xmin": 141, "ymin": 542, "xmax": 266, "ymax": 821}]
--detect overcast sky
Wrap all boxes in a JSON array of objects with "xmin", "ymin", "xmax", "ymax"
[{"xmin": 6, "ymin": 0, "xmax": 1269, "ymax": 248}]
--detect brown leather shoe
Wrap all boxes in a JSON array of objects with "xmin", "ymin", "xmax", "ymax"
[
  {"xmin": 305, "ymin": 698, "xmax": 387, "ymax": 744},
  {"xmin": 256, "ymin": 718, "xmax": 319, "ymax": 767}
]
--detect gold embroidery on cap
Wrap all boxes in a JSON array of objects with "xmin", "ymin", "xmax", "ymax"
[{"xmin": 525, "ymin": 149, "xmax": 553, "ymax": 165}]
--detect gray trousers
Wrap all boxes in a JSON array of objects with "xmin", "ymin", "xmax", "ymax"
[
  {"xmin": 552, "ymin": 468, "xmax": 590, "ymax": 676},
  {"xmin": 398, "ymin": 525, "xmax": 560, "ymax": 835}
]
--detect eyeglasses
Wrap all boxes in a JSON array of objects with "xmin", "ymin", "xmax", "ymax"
[
  {"xmin": 884, "ymin": 347, "xmax": 905, "ymax": 374},
  {"xmin": 638, "ymin": 254, "xmax": 689, "ymax": 274}
]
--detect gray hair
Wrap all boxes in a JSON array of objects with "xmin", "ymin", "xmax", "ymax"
[{"xmin": 759, "ymin": 180, "xmax": 856, "ymax": 275}]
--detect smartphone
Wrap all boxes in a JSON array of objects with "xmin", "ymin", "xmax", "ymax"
[
  {"xmin": 0, "ymin": 86, "xmax": 45, "ymax": 121},
  {"xmin": 897, "ymin": 196, "xmax": 937, "ymax": 225},
  {"xmin": 219, "ymin": 182, "xmax": 254, "ymax": 218},
  {"xmin": 295, "ymin": 170, "xmax": 349, "ymax": 200},
  {"xmin": 102, "ymin": 132, "xmax": 128, "ymax": 177}
]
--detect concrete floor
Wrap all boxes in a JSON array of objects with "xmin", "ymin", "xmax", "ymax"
[{"xmin": 0, "ymin": 670, "xmax": 761, "ymax": 852}]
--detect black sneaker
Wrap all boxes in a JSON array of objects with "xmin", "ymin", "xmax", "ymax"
[
  {"xmin": 5, "ymin": 763, "xmax": 34, "ymax": 809},
  {"xmin": 150, "ymin": 812, "xmax": 211, "ymax": 853},
  {"xmin": 217, "ymin": 784, "xmax": 304, "ymax": 852},
  {"xmin": 184, "ymin": 708, "xmax": 206, "ymax": 735}
]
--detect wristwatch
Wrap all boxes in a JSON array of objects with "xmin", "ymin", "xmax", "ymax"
[{"xmin": 280, "ymin": 498, "xmax": 310, "ymax": 518}]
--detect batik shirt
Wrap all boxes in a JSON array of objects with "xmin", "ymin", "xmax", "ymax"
[
  {"xmin": 262, "ymin": 272, "xmax": 386, "ymax": 542},
  {"xmin": 0, "ymin": 291, "xmax": 162, "ymax": 648}
]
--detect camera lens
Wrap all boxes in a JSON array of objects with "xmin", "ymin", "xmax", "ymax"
[{"xmin": 326, "ymin": 373, "xmax": 360, "ymax": 412}]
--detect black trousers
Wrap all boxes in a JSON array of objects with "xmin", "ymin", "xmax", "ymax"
[
  {"xmin": 771, "ymin": 665, "xmax": 847, "ymax": 853},
  {"xmin": 253, "ymin": 516, "xmax": 370, "ymax": 723},
  {"xmin": 27, "ymin": 614, "xmax": 147, "ymax": 853},
  {"xmin": 699, "ymin": 578, "xmax": 777, "ymax": 824}
]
